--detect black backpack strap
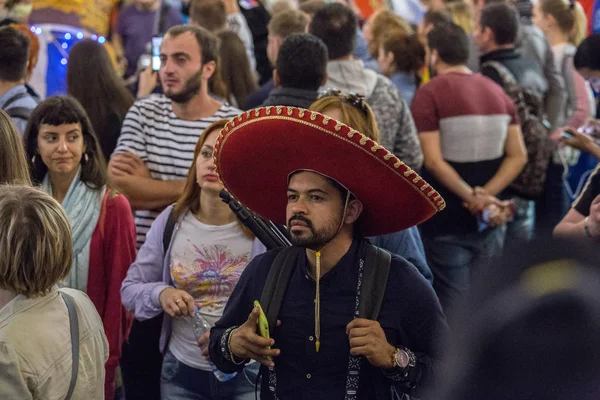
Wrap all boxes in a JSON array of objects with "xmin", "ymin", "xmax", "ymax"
[
  {"xmin": 5, "ymin": 107, "xmax": 32, "ymax": 121},
  {"xmin": 2, "ymin": 91, "xmax": 28, "ymax": 109},
  {"xmin": 259, "ymin": 247, "xmax": 300, "ymax": 335},
  {"xmin": 358, "ymin": 244, "xmax": 391, "ymax": 321},
  {"xmin": 163, "ymin": 207, "xmax": 177, "ymax": 255},
  {"xmin": 482, "ymin": 60, "xmax": 518, "ymax": 86}
]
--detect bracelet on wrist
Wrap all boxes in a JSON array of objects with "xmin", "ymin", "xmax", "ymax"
[{"xmin": 227, "ymin": 328, "xmax": 247, "ymax": 365}]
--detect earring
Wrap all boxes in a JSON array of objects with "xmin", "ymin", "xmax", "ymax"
[
  {"xmin": 31, "ymin": 154, "xmax": 36, "ymax": 163},
  {"xmin": 83, "ymin": 153, "xmax": 89, "ymax": 163}
]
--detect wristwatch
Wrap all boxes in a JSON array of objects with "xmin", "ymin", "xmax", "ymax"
[
  {"xmin": 391, "ymin": 347, "xmax": 416, "ymax": 370},
  {"xmin": 392, "ymin": 348, "xmax": 409, "ymax": 369}
]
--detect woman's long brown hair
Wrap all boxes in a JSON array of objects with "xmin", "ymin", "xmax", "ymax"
[{"xmin": 173, "ymin": 119, "xmax": 253, "ymax": 238}]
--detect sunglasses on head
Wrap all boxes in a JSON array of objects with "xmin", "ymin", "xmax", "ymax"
[{"xmin": 317, "ymin": 89, "xmax": 369, "ymax": 117}]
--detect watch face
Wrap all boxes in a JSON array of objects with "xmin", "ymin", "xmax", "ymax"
[{"xmin": 395, "ymin": 349, "xmax": 410, "ymax": 368}]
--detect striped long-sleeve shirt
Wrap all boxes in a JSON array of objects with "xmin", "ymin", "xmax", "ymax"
[{"xmin": 113, "ymin": 95, "xmax": 241, "ymax": 248}]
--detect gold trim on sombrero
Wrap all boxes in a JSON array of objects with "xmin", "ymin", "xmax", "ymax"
[
  {"xmin": 322, "ymin": 116, "xmax": 330, "ymax": 125},
  {"xmin": 214, "ymin": 107, "xmax": 446, "ymax": 212}
]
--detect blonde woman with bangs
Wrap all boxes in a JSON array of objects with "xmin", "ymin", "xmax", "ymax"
[
  {"xmin": 0, "ymin": 185, "xmax": 108, "ymax": 399},
  {"xmin": 121, "ymin": 119, "xmax": 266, "ymax": 400}
]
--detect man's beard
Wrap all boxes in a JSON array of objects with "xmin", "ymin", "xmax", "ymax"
[
  {"xmin": 287, "ymin": 214, "xmax": 340, "ymax": 250},
  {"xmin": 165, "ymin": 69, "xmax": 203, "ymax": 104}
]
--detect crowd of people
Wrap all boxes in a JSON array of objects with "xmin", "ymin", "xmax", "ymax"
[{"xmin": 2, "ymin": 0, "xmax": 600, "ymax": 399}]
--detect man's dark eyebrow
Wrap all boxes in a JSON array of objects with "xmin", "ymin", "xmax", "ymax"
[
  {"xmin": 165, "ymin": 51, "xmax": 191, "ymax": 59},
  {"xmin": 286, "ymin": 188, "xmax": 329, "ymax": 195}
]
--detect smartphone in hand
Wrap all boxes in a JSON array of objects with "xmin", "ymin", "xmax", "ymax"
[
  {"xmin": 151, "ymin": 36, "xmax": 163, "ymax": 71},
  {"xmin": 562, "ymin": 131, "xmax": 575, "ymax": 140}
]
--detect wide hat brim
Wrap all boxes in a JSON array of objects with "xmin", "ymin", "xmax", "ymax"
[{"xmin": 214, "ymin": 106, "xmax": 445, "ymax": 237}]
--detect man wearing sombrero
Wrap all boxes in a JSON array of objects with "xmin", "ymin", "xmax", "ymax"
[{"xmin": 209, "ymin": 106, "xmax": 448, "ymax": 399}]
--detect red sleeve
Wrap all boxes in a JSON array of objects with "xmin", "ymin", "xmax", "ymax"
[
  {"xmin": 411, "ymin": 85, "xmax": 440, "ymax": 132},
  {"xmin": 101, "ymin": 194, "xmax": 137, "ymax": 400}
]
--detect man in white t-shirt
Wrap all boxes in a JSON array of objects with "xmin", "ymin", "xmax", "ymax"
[{"xmin": 110, "ymin": 25, "xmax": 241, "ymax": 248}]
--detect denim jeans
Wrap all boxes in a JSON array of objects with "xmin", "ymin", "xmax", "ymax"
[
  {"xmin": 423, "ymin": 226, "xmax": 506, "ymax": 314},
  {"xmin": 161, "ymin": 350, "xmax": 260, "ymax": 400}
]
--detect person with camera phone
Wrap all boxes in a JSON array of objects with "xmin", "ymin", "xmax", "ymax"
[{"xmin": 554, "ymin": 124, "xmax": 600, "ymax": 238}]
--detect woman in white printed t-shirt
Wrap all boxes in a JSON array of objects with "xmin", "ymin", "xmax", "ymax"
[{"xmin": 121, "ymin": 119, "xmax": 265, "ymax": 400}]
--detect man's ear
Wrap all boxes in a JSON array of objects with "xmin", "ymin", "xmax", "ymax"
[
  {"xmin": 344, "ymin": 199, "xmax": 363, "ymax": 225},
  {"xmin": 273, "ymin": 69, "xmax": 281, "ymax": 87},
  {"xmin": 202, "ymin": 60, "xmax": 217, "ymax": 80}
]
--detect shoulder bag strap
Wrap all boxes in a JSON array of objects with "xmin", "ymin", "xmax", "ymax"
[
  {"xmin": 358, "ymin": 244, "xmax": 391, "ymax": 321},
  {"xmin": 259, "ymin": 247, "xmax": 300, "ymax": 335},
  {"xmin": 163, "ymin": 207, "xmax": 177, "ymax": 256},
  {"xmin": 60, "ymin": 292, "xmax": 80, "ymax": 400}
]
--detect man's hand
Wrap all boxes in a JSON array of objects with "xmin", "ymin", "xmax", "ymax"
[
  {"xmin": 229, "ymin": 307, "xmax": 280, "ymax": 367},
  {"xmin": 587, "ymin": 195, "xmax": 600, "ymax": 237},
  {"xmin": 561, "ymin": 128, "xmax": 598, "ymax": 154},
  {"xmin": 463, "ymin": 187, "xmax": 498, "ymax": 214},
  {"xmin": 159, "ymin": 287, "xmax": 195, "ymax": 317},
  {"xmin": 109, "ymin": 152, "xmax": 151, "ymax": 178},
  {"xmin": 198, "ymin": 331, "xmax": 210, "ymax": 358},
  {"xmin": 346, "ymin": 319, "xmax": 395, "ymax": 369}
]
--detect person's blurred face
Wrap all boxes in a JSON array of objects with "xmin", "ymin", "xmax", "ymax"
[
  {"xmin": 473, "ymin": 20, "xmax": 492, "ymax": 53},
  {"xmin": 532, "ymin": 2, "xmax": 552, "ymax": 34},
  {"xmin": 362, "ymin": 10, "xmax": 380, "ymax": 43},
  {"xmin": 195, "ymin": 128, "xmax": 223, "ymax": 192},
  {"xmin": 377, "ymin": 46, "xmax": 395, "ymax": 76},
  {"xmin": 159, "ymin": 32, "xmax": 215, "ymax": 104},
  {"xmin": 267, "ymin": 33, "xmax": 282, "ymax": 66},
  {"xmin": 417, "ymin": 21, "xmax": 432, "ymax": 44},
  {"xmin": 37, "ymin": 123, "xmax": 85, "ymax": 178}
]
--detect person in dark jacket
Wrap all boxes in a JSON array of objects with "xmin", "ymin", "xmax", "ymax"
[
  {"xmin": 261, "ymin": 33, "xmax": 327, "ymax": 109},
  {"xmin": 468, "ymin": 0, "xmax": 566, "ymax": 130},
  {"xmin": 208, "ymin": 107, "xmax": 448, "ymax": 399},
  {"xmin": 245, "ymin": 10, "xmax": 309, "ymax": 109}
]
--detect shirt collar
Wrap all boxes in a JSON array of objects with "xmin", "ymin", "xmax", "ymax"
[
  {"xmin": 300, "ymin": 238, "xmax": 361, "ymax": 282},
  {"xmin": 0, "ymin": 286, "xmax": 60, "ymax": 326},
  {"xmin": 480, "ymin": 47, "xmax": 519, "ymax": 64},
  {"xmin": 270, "ymin": 87, "xmax": 319, "ymax": 99}
]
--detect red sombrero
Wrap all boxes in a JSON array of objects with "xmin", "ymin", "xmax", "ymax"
[{"xmin": 213, "ymin": 106, "xmax": 445, "ymax": 237}]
